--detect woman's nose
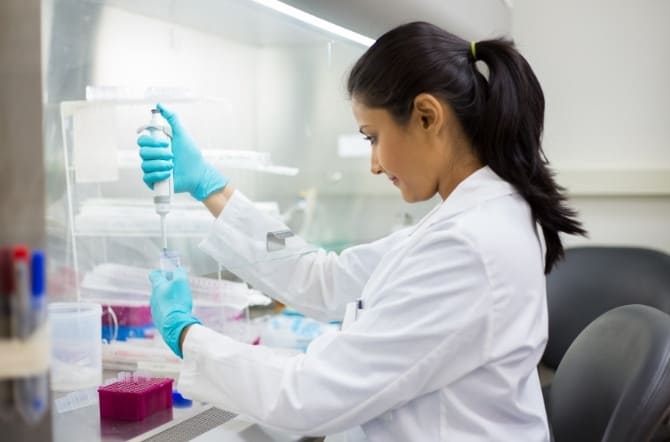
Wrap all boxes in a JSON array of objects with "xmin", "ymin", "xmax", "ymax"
[{"xmin": 370, "ymin": 149, "xmax": 383, "ymax": 175}]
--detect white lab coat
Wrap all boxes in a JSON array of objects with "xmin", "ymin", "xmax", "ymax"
[{"xmin": 178, "ymin": 166, "xmax": 550, "ymax": 441}]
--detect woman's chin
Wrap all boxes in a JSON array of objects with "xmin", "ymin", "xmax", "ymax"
[{"xmin": 400, "ymin": 188, "xmax": 437, "ymax": 204}]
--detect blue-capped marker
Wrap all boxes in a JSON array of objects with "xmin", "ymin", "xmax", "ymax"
[{"xmin": 30, "ymin": 251, "xmax": 46, "ymax": 325}]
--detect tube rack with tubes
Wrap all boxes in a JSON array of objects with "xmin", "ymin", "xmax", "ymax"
[{"xmin": 98, "ymin": 371, "xmax": 173, "ymax": 421}]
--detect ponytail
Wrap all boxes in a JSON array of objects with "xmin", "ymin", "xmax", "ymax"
[
  {"xmin": 472, "ymin": 39, "xmax": 586, "ymax": 273},
  {"xmin": 348, "ymin": 22, "xmax": 586, "ymax": 273}
]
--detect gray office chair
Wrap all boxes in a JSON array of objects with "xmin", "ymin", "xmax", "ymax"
[
  {"xmin": 545, "ymin": 304, "xmax": 670, "ymax": 442},
  {"xmin": 543, "ymin": 246, "xmax": 670, "ymax": 370}
]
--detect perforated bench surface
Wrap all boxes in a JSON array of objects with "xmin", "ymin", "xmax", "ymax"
[{"xmin": 141, "ymin": 407, "xmax": 237, "ymax": 442}]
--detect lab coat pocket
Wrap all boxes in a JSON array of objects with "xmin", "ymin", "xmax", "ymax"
[
  {"xmin": 341, "ymin": 300, "xmax": 363, "ymax": 331},
  {"xmin": 341, "ymin": 301, "xmax": 357, "ymax": 331}
]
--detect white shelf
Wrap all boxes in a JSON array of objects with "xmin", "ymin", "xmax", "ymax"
[
  {"xmin": 72, "ymin": 230, "xmax": 206, "ymax": 238},
  {"xmin": 72, "ymin": 198, "xmax": 281, "ymax": 238},
  {"xmin": 60, "ymin": 97, "xmax": 230, "ymax": 118},
  {"xmin": 116, "ymin": 150, "xmax": 299, "ymax": 176}
]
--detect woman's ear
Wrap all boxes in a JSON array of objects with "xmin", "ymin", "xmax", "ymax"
[{"xmin": 412, "ymin": 93, "xmax": 444, "ymax": 132}]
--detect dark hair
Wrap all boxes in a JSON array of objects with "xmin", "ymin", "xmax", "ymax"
[{"xmin": 348, "ymin": 21, "xmax": 586, "ymax": 273}]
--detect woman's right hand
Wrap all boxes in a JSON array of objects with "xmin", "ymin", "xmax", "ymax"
[{"xmin": 137, "ymin": 103, "xmax": 229, "ymax": 201}]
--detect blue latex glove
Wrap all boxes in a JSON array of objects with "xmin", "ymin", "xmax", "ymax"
[
  {"xmin": 148, "ymin": 268, "xmax": 202, "ymax": 358},
  {"xmin": 138, "ymin": 103, "xmax": 229, "ymax": 201}
]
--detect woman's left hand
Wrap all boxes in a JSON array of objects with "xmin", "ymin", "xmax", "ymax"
[{"xmin": 148, "ymin": 268, "xmax": 202, "ymax": 358}]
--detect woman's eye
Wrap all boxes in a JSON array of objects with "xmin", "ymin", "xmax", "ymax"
[{"xmin": 363, "ymin": 135, "xmax": 377, "ymax": 145}]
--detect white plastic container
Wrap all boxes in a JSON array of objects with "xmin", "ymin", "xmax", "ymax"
[{"xmin": 48, "ymin": 302, "xmax": 102, "ymax": 391}]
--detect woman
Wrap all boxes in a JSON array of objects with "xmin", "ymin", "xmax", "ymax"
[{"xmin": 139, "ymin": 21, "xmax": 585, "ymax": 441}]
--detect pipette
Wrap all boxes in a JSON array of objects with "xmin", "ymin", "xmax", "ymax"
[
  {"xmin": 160, "ymin": 214, "xmax": 167, "ymax": 251},
  {"xmin": 137, "ymin": 109, "xmax": 173, "ymax": 251}
]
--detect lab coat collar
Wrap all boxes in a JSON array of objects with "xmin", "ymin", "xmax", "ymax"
[{"xmin": 431, "ymin": 166, "xmax": 517, "ymax": 223}]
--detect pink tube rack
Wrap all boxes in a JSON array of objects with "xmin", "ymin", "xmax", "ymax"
[{"xmin": 98, "ymin": 377, "xmax": 173, "ymax": 421}]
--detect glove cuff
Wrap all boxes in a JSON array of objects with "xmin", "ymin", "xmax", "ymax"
[
  {"xmin": 165, "ymin": 315, "xmax": 202, "ymax": 358},
  {"xmin": 192, "ymin": 164, "xmax": 229, "ymax": 201}
]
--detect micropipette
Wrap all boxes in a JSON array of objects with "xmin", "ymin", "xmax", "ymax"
[
  {"xmin": 160, "ymin": 215, "xmax": 167, "ymax": 251},
  {"xmin": 137, "ymin": 109, "xmax": 173, "ymax": 251}
]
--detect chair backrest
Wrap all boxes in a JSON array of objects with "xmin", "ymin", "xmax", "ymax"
[
  {"xmin": 548, "ymin": 304, "xmax": 670, "ymax": 442},
  {"xmin": 543, "ymin": 246, "xmax": 670, "ymax": 369}
]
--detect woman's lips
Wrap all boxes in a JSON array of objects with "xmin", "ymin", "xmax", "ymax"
[{"xmin": 389, "ymin": 176, "xmax": 398, "ymax": 185}]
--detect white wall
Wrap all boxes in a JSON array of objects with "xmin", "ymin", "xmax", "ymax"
[
  {"xmin": 511, "ymin": 0, "xmax": 670, "ymax": 253},
  {"xmin": 93, "ymin": 6, "xmax": 257, "ymax": 152}
]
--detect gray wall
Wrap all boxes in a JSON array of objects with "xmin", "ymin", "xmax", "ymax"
[
  {"xmin": 0, "ymin": 0, "xmax": 45, "ymax": 249},
  {"xmin": 0, "ymin": 2, "xmax": 51, "ymax": 440}
]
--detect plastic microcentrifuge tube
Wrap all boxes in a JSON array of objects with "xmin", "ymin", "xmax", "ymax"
[{"xmin": 160, "ymin": 250, "xmax": 181, "ymax": 274}]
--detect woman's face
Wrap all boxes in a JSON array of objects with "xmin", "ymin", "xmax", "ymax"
[
  {"xmin": 351, "ymin": 97, "xmax": 442, "ymax": 203},
  {"xmin": 351, "ymin": 95, "xmax": 481, "ymax": 202}
]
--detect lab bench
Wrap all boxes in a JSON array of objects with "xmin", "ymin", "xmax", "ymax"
[{"xmin": 51, "ymin": 371, "xmax": 324, "ymax": 442}]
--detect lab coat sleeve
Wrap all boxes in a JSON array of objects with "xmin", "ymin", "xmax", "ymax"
[
  {"xmin": 199, "ymin": 189, "xmax": 409, "ymax": 321},
  {"xmin": 180, "ymin": 228, "xmax": 493, "ymax": 435}
]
